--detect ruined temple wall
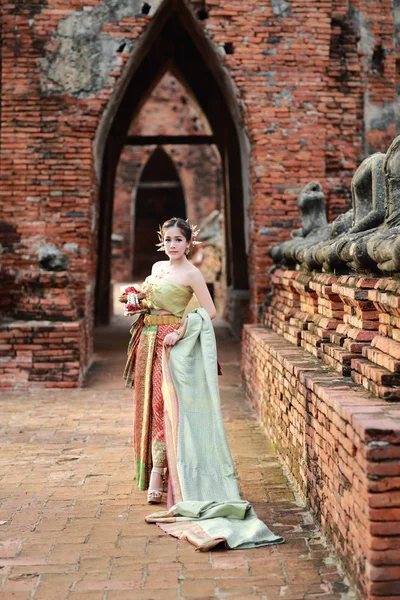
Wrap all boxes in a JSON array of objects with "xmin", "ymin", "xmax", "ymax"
[
  {"xmin": 0, "ymin": 0, "xmax": 397, "ymax": 386},
  {"xmin": 1, "ymin": 0, "xmax": 397, "ymax": 313},
  {"xmin": 351, "ymin": 0, "xmax": 398, "ymax": 155},
  {"xmin": 323, "ymin": 0, "xmax": 398, "ymax": 222},
  {"xmin": 231, "ymin": 0, "xmax": 397, "ymax": 311},
  {"xmin": 243, "ymin": 269, "xmax": 400, "ymax": 599},
  {"xmin": 323, "ymin": 0, "xmax": 363, "ymax": 222}
]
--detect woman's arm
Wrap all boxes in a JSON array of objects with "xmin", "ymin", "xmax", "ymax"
[
  {"xmin": 188, "ymin": 269, "xmax": 217, "ymax": 320},
  {"xmin": 163, "ymin": 269, "xmax": 216, "ymax": 347}
]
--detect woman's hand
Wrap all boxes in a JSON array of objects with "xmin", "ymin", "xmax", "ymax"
[{"xmin": 163, "ymin": 331, "xmax": 180, "ymax": 347}]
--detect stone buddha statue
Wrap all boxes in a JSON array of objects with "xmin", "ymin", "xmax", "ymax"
[
  {"xmin": 363, "ymin": 135, "xmax": 400, "ymax": 273},
  {"xmin": 269, "ymin": 134, "xmax": 400, "ymax": 277},
  {"xmin": 269, "ymin": 182, "xmax": 329, "ymax": 268},
  {"xmin": 312, "ymin": 152, "xmax": 386, "ymax": 273}
]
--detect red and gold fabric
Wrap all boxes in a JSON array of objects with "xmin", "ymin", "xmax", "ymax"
[{"xmin": 133, "ymin": 320, "xmax": 181, "ymax": 491}]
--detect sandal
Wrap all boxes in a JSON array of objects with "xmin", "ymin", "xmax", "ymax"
[{"xmin": 147, "ymin": 467, "xmax": 164, "ymax": 504}]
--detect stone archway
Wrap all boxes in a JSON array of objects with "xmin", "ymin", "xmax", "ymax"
[
  {"xmin": 133, "ymin": 147, "xmax": 187, "ymax": 278},
  {"xmin": 94, "ymin": 0, "xmax": 250, "ymax": 326}
]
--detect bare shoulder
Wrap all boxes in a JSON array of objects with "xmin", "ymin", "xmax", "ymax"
[
  {"xmin": 151, "ymin": 260, "xmax": 169, "ymax": 275},
  {"xmin": 186, "ymin": 264, "xmax": 206, "ymax": 284}
]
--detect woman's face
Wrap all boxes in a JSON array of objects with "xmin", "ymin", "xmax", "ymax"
[{"xmin": 164, "ymin": 226, "xmax": 190, "ymax": 259}]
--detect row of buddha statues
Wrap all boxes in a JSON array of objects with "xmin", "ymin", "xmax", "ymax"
[{"xmin": 270, "ymin": 135, "xmax": 400, "ymax": 275}]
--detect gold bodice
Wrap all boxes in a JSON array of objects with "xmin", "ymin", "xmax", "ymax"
[{"xmin": 142, "ymin": 275, "xmax": 193, "ymax": 318}]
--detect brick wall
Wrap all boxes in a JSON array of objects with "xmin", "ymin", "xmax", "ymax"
[
  {"xmin": 0, "ymin": 320, "xmax": 86, "ymax": 389},
  {"xmin": 243, "ymin": 268, "xmax": 400, "ymax": 598},
  {"xmin": 0, "ymin": 0, "xmax": 398, "ymax": 386}
]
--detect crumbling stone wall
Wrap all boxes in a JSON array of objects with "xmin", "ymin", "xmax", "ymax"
[{"xmin": 0, "ymin": 0, "xmax": 398, "ymax": 388}]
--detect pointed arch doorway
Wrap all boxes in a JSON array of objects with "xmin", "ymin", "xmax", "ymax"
[
  {"xmin": 95, "ymin": 0, "xmax": 249, "ymax": 328},
  {"xmin": 133, "ymin": 147, "xmax": 186, "ymax": 278}
]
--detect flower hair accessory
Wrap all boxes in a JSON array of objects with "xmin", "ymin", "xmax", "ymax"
[{"xmin": 156, "ymin": 219, "xmax": 202, "ymax": 253}]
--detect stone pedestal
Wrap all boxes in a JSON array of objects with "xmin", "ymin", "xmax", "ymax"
[
  {"xmin": 265, "ymin": 269, "xmax": 302, "ymax": 344},
  {"xmin": 352, "ymin": 280, "xmax": 400, "ymax": 401},
  {"xmin": 243, "ymin": 322, "xmax": 400, "ymax": 600},
  {"xmin": 320, "ymin": 276, "xmax": 380, "ymax": 376},
  {"xmin": 254, "ymin": 267, "xmax": 400, "ymax": 597}
]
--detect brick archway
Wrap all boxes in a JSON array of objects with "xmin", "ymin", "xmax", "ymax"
[
  {"xmin": 133, "ymin": 147, "xmax": 187, "ymax": 278},
  {"xmin": 94, "ymin": 0, "xmax": 250, "ymax": 326}
]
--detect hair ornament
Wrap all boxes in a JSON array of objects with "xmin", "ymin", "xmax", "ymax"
[
  {"xmin": 156, "ymin": 224, "xmax": 165, "ymax": 252},
  {"xmin": 187, "ymin": 220, "xmax": 202, "ymax": 249}
]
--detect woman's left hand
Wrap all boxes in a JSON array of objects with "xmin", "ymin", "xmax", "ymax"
[{"xmin": 163, "ymin": 332, "xmax": 180, "ymax": 347}]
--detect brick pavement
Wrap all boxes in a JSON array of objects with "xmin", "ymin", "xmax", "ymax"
[{"xmin": 0, "ymin": 317, "xmax": 357, "ymax": 599}]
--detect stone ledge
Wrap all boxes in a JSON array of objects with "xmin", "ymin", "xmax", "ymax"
[
  {"xmin": 242, "ymin": 324, "xmax": 400, "ymax": 600},
  {"xmin": 266, "ymin": 270, "xmax": 400, "ymax": 402}
]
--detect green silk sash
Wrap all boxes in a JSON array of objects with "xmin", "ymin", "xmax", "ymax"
[{"xmin": 146, "ymin": 308, "xmax": 284, "ymax": 551}]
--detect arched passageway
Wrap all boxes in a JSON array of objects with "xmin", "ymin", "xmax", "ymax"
[
  {"xmin": 110, "ymin": 70, "xmax": 225, "ymax": 311},
  {"xmin": 133, "ymin": 147, "xmax": 186, "ymax": 278},
  {"xmin": 95, "ymin": 0, "xmax": 249, "ymax": 326}
]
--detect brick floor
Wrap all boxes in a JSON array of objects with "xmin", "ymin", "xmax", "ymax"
[{"xmin": 0, "ymin": 317, "xmax": 357, "ymax": 599}]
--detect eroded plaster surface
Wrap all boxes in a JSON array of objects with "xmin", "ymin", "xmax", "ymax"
[{"xmin": 41, "ymin": 0, "xmax": 162, "ymax": 97}]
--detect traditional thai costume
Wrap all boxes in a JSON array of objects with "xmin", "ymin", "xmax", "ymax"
[
  {"xmin": 123, "ymin": 275, "xmax": 192, "ymax": 490},
  {"xmin": 124, "ymin": 275, "xmax": 284, "ymax": 551}
]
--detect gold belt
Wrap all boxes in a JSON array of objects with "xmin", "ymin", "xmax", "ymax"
[{"xmin": 144, "ymin": 314, "xmax": 181, "ymax": 326}]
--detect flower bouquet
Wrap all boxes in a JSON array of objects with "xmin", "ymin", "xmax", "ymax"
[{"xmin": 118, "ymin": 286, "xmax": 147, "ymax": 316}]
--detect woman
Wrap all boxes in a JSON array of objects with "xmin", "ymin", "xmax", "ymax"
[
  {"xmin": 126, "ymin": 217, "xmax": 215, "ymax": 503},
  {"xmin": 123, "ymin": 217, "xmax": 284, "ymax": 550}
]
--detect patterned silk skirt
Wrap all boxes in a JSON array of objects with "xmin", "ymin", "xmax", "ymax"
[{"xmin": 133, "ymin": 322, "xmax": 180, "ymax": 491}]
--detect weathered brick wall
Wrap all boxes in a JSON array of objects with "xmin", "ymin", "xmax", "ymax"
[
  {"xmin": 112, "ymin": 73, "xmax": 223, "ymax": 282},
  {"xmin": 0, "ymin": 0, "xmax": 398, "ymax": 386},
  {"xmin": 112, "ymin": 145, "xmax": 137, "ymax": 282},
  {"xmin": 0, "ymin": 320, "xmax": 86, "ymax": 389},
  {"xmin": 324, "ymin": 0, "xmax": 362, "ymax": 222},
  {"xmin": 243, "ymin": 268, "xmax": 400, "ymax": 598}
]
